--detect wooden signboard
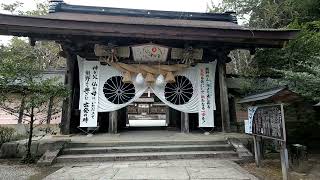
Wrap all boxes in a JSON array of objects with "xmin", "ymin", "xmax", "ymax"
[
  {"xmin": 131, "ymin": 43, "xmax": 169, "ymax": 62},
  {"xmin": 247, "ymin": 104, "xmax": 286, "ymax": 141},
  {"xmin": 246, "ymin": 104, "xmax": 288, "ymax": 180}
]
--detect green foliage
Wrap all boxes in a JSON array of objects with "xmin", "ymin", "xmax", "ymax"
[
  {"xmin": 208, "ymin": 0, "xmax": 257, "ymax": 25},
  {"xmin": 0, "ymin": 126, "xmax": 15, "ymax": 147},
  {"xmin": 24, "ymin": 1, "xmax": 48, "ymax": 16},
  {"xmin": 209, "ymin": 0, "xmax": 320, "ymax": 28},
  {"xmin": 251, "ymin": 22, "xmax": 320, "ymax": 100},
  {"xmin": 0, "ymin": 1, "xmax": 23, "ymax": 14},
  {"xmin": 239, "ymin": 78, "xmax": 285, "ymax": 95},
  {"xmin": 0, "ymin": 1, "xmax": 67, "ymax": 163},
  {"xmin": 1, "ymin": 0, "xmax": 48, "ymax": 15},
  {"xmin": 209, "ymin": 0, "xmax": 320, "ymax": 101},
  {"xmin": 0, "ymin": 38, "xmax": 67, "ymax": 103}
]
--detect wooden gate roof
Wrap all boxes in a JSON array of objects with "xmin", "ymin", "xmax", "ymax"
[{"xmin": 0, "ymin": 1, "xmax": 298, "ymax": 48}]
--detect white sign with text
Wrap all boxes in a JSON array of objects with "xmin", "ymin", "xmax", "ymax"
[
  {"xmin": 79, "ymin": 61, "xmax": 100, "ymax": 127},
  {"xmin": 198, "ymin": 62, "xmax": 216, "ymax": 127}
]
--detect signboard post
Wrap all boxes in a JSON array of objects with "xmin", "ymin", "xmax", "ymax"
[
  {"xmin": 253, "ymin": 135, "xmax": 262, "ymax": 167},
  {"xmin": 245, "ymin": 104, "xmax": 288, "ymax": 180}
]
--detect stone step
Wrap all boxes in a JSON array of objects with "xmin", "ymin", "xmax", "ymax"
[
  {"xmin": 62, "ymin": 144, "xmax": 234, "ymax": 155},
  {"xmin": 67, "ymin": 140, "xmax": 228, "ymax": 148},
  {"xmin": 56, "ymin": 151, "xmax": 238, "ymax": 163}
]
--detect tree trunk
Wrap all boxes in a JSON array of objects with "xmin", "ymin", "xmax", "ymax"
[
  {"xmin": 46, "ymin": 96, "xmax": 54, "ymax": 133},
  {"xmin": 18, "ymin": 96, "xmax": 26, "ymax": 124},
  {"xmin": 26, "ymin": 106, "xmax": 34, "ymax": 160}
]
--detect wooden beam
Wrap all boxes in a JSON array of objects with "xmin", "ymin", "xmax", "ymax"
[{"xmin": 218, "ymin": 62, "xmax": 231, "ymax": 132}]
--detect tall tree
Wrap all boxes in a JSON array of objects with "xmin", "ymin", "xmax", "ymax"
[
  {"xmin": 0, "ymin": 1, "xmax": 68, "ymax": 163},
  {"xmin": 209, "ymin": 0, "xmax": 320, "ymax": 28},
  {"xmin": 1, "ymin": 0, "xmax": 66, "ymax": 69},
  {"xmin": 209, "ymin": 0, "xmax": 320, "ymax": 101},
  {"xmin": 0, "ymin": 39, "xmax": 68, "ymax": 163}
]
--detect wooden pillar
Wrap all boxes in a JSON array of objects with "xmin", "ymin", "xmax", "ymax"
[
  {"xmin": 280, "ymin": 141, "xmax": 289, "ymax": 180},
  {"xmin": 166, "ymin": 106, "xmax": 170, "ymax": 126},
  {"xmin": 109, "ymin": 111, "xmax": 118, "ymax": 134},
  {"xmin": 60, "ymin": 49, "xmax": 75, "ymax": 135},
  {"xmin": 253, "ymin": 135, "xmax": 262, "ymax": 167},
  {"xmin": 181, "ymin": 112, "xmax": 189, "ymax": 133},
  {"xmin": 218, "ymin": 63, "xmax": 231, "ymax": 132},
  {"xmin": 125, "ymin": 108, "xmax": 129, "ymax": 126}
]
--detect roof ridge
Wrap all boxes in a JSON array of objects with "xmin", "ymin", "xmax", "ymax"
[{"xmin": 48, "ymin": 0, "xmax": 238, "ymax": 23}]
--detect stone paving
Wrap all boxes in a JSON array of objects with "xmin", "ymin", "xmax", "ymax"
[
  {"xmin": 53, "ymin": 131, "xmax": 251, "ymax": 143},
  {"xmin": 45, "ymin": 159, "xmax": 258, "ymax": 180}
]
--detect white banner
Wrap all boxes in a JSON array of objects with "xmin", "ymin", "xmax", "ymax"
[
  {"xmin": 151, "ymin": 65, "xmax": 200, "ymax": 113},
  {"xmin": 246, "ymin": 107, "xmax": 258, "ymax": 134},
  {"xmin": 78, "ymin": 56, "xmax": 217, "ymax": 128},
  {"xmin": 198, "ymin": 62, "xmax": 216, "ymax": 127},
  {"xmin": 79, "ymin": 61, "xmax": 100, "ymax": 127},
  {"xmin": 78, "ymin": 57, "xmax": 148, "ymax": 114}
]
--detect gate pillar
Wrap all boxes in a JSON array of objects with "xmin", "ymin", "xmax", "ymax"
[
  {"xmin": 109, "ymin": 111, "xmax": 118, "ymax": 134},
  {"xmin": 181, "ymin": 112, "xmax": 189, "ymax": 133}
]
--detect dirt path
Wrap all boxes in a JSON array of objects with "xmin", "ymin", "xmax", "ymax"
[{"xmin": 241, "ymin": 157, "xmax": 320, "ymax": 180}]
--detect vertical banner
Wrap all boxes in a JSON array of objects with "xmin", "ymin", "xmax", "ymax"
[
  {"xmin": 80, "ymin": 61, "xmax": 100, "ymax": 127},
  {"xmin": 246, "ymin": 107, "xmax": 258, "ymax": 134},
  {"xmin": 198, "ymin": 62, "xmax": 216, "ymax": 127}
]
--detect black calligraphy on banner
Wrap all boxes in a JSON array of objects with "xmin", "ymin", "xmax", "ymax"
[
  {"xmin": 80, "ymin": 62, "xmax": 99, "ymax": 127},
  {"xmin": 198, "ymin": 63, "xmax": 215, "ymax": 127}
]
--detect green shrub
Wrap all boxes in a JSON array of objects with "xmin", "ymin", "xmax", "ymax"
[{"xmin": 0, "ymin": 126, "xmax": 15, "ymax": 147}]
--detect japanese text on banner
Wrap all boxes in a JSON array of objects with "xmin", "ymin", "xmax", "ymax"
[
  {"xmin": 198, "ymin": 63, "xmax": 215, "ymax": 127},
  {"xmin": 80, "ymin": 62, "xmax": 100, "ymax": 127}
]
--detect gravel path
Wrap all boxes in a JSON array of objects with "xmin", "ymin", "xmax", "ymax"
[
  {"xmin": 0, "ymin": 159, "xmax": 61, "ymax": 180},
  {"xmin": 0, "ymin": 163, "xmax": 39, "ymax": 180}
]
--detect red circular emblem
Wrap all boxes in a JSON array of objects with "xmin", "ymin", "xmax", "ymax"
[{"xmin": 152, "ymin": 47, "xmax": 157, "ymax": 53}]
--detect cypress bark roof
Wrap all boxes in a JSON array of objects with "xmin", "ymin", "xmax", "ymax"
[{"xmin": 0, "ymin": 1, "xmax": 299, "ymax": 48}]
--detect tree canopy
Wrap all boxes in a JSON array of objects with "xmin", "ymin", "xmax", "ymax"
[
  {"xmin": 0, "ymin": 0, "xmax": 68, "ymax": 162},
  {"xmin": 210, "ymin": 0, "xmax": 320, "ymax": 101}
]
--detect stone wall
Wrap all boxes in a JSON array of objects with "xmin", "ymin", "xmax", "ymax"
[
  {"xmin": 0, "ymin": 124, "xmax": 60, "ymax": 137},
  {"xmin": 0, "ymin": 139, "xmax": 70, "ymax": 158}
]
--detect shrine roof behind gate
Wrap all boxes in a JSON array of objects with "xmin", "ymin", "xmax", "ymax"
[{"xmin": 0, "ymin": 1, "xmax": 298, "ymax": 48}]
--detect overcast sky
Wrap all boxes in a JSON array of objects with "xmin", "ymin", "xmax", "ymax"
[{"xmin": 0, "ymin": 0, "xmax": 219, "ymax": 44}]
